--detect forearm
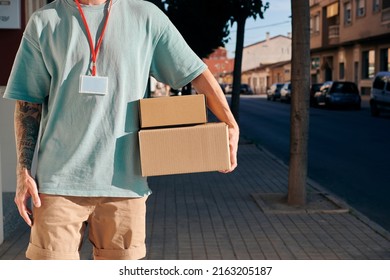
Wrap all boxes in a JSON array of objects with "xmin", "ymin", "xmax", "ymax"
[
  {"xmin": 14, "ymin": 101, "xmax": 42, "ymax": 175},
  {"xmin": 192, "ymin": 69, "xmax": 239, "ymax": 172},
  {"xmin": 192, "ymin": 69, "xmax": 239, "ymax": 130}
]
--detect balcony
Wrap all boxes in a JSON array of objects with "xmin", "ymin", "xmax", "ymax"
[
  {"xmin": 382, "ymin": 8, "xmax": 390, "ymax": 24},
  {"xmin": 328, "ymin": 25, "xmax": 339, "ymax": 45}
]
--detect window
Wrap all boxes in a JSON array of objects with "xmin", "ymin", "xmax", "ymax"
[
  {"xmin": 310, "ymin": 16, "xmax": 314, "ymax": 33},
  {"xmin": 344, "ymin": 2, "xmax": 352, "ymax": 25},
  {"xmin": 380, "ymin": 48, "xmax": 390, "ymax": 72},
  {"xmin": 310, "ymin": 14, "xmax": 320, "ymax": 34},
  {"xmin": 382, "ymin": 1, "xmax": 390, "ymax": 22},
  {"xmin": 311, "ymin": 13, "xmax": 320, "ymax": 33},
  {"xmin": 354, "ymin": 62, "xmax": 359, "ymax": 84},
  {"xmin": 331, "ymin": 82, "xmax": 358, "ymax": 94},
  {"xmin": 315, "ymin": 14, "xmax": 320, "ymax": 32},
  {"xmin": 339, "ymin": 63, "xmax": 345, "ymax": 80},
  {"xmin": 373, "ymin": 0, "xmax": 380, "ymax": 12},
  {"xmin": 327, "ymin": 2, "xmax": 339, "ymax": 18},
  {"xmin": 362, "ymin": 50, "xmax": 375, "ymax": 79},
  {"xmin": 356, "ymin": 0, "xmax": 366, "ymax": 17},
  {"xmin": 311, "ymin": 57, "xmax": 320, "ymax": 70}
]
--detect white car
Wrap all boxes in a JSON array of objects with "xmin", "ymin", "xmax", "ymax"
[
  {"xmin": 266, "ymin": 83, "xmax": 284, "ymax": 101},
  {"xmin": 280, "ymin": 82, "xmax": 291, "ymax": 103},
  {"xmin": 370, "ymin": 72, "xmax": 390, "ymax": 117}
]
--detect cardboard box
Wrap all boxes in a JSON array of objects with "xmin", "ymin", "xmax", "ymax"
[
  {"xmin": 139, "ymin": 123, "xmax": 230, "ymax": 176},
  {"xmin": 139, "ymin": 94, "xmax": 207, "ymax": 128}
]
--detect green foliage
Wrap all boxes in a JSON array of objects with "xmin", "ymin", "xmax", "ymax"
[
  {"xmin": 145, "ymin": 0, "xmax": 269, "ymax": 58},
  {"xmin": 145, "ymin": 0, "xmax": 270, "ymax": 115},
  {"xmin": 161, "ymin": 0, "xmax": 231, "ymax": 58},
  {"xmin": 227, "ymin": 0, "xmax": 269, "ymax": 24}
]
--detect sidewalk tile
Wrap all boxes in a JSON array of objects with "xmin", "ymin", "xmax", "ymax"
[{"xmin": 1, "ymin": 144, "xmax": 390, "ymax": 260}]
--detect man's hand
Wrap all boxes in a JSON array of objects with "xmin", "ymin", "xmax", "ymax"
[
  {"xmin": 192, "ymin": 69, "xmax": 240, "ymax": 173},
  {"xmin": 14, "ymin": 101, "xmax": 43, "ymax": 226},
  {"xmin": 220, "ymin": 126, "xmax": 239, "ymax": 173},
  {"xmin": 15, "ymin": 169, "xmax": 41, "ymax": 226}
]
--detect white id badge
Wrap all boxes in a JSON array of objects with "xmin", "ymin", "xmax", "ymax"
[{"xmin": 79, "ymin": 75, "xmax": 109, "ymax": 95}]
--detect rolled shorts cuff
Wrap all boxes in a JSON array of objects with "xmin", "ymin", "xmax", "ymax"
[
  {"xmin": 26, "ymin": 242, "xmax": 80, "ymax": 260},
  {"xmin": 93, "ymin": 245, "xmax": 146, "ymax": 260}
]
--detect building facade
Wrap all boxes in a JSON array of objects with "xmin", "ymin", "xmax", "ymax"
[
  {"xmin": 240, "ymin": 33, "xmax": 292, "ymax": 94},
  {"xmin": 310, "ymin": 0, "xmax": 390, "ymax": 95},
  {"xmin": 242, "ymin": 60, "xmax": 291, "ymax": 95},
  {"xmin": 242, "ymin": 33, "xmax": 292, "ymax": 72},
  {"xmin": 203, "ymin": 47, "xmax": 234, "ymax": 84}
]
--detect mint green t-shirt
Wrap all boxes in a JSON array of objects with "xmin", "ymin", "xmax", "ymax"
[{"xmin": 4, "ymin": 0, "xmax": 207, "ymax": 197}]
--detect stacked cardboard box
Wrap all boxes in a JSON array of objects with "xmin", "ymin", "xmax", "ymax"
[{"xmin": 138, "ymin": 94, "xmax": 231, "ymax": 176}]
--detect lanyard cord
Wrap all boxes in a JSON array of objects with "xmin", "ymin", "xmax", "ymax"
[{"xmin": 75, "ymin": 0, "xmax": 113, "ymax": 76}]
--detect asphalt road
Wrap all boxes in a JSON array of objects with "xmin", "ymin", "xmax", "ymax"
[{"xmin": 236, "ymin": 95, "xmax": 390, "ymax": 232}]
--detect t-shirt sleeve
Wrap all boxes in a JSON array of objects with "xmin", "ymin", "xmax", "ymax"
[
  {"xmin": 150, "ymin": 19, "xmax": 207, "ymax": 90},
  {"xmin": 3, "ymin": 33, "xmax": 51, "ymax": 103}
]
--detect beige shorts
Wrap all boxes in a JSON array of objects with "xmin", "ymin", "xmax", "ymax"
[{"xmin": 26, "ymin": 194, "xmax": 148, "ymax": 260}]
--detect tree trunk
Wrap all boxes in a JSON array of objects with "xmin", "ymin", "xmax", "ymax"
[
  {"xmin": 230, "ymin": 15, "xmax": 246, "ymax": 123},
  {"xmin": 287, "ymin": 0, "xmax": 310, "ymax": 206}
]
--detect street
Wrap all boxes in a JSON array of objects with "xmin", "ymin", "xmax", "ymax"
[{"xmin": 236, "ymin": 95, "xmax": 390, "ymax": 232}]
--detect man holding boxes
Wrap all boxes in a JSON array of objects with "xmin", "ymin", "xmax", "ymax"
[
  {"xmin": 138, "ymin": 94, "xmax": 234, "ymax": 177},
  {"xmin": 3, "ymin": 0, "xmax": 238, "ymax": 260}
]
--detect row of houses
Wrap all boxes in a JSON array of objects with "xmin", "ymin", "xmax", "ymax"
[
  {"xmin": 4, "ymin": 1, "xmax": 389, "ymax": 94},
  {"xmin": 310, "ymin": 0, "xmax": 390, "ymax": 95},
  {"xmin": 205, "ymin": 0, "xmax": 390, "ymax": 96},
  {"xmin": 204, "ymin": 33, "xmax": 292, "ymax": 95}
]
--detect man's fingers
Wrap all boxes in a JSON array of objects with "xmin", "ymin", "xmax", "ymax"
[
  {"xmin": 16, "ymin": 200, "xmax": 33, "ymax": 227},
  {"xmin": 31, "ymin": 191, "xmax": 41, "ymax": 208},
  {"xmin": 21, "ymin": 211, "xmax": 33, "ymax": 227},
  {"xmin": 15, "ymin": 190, "xmax": 35, "ymax": 226},
  {"xmin": 15, "ymin": 170, "xmax": 39, "ymax": 226}
]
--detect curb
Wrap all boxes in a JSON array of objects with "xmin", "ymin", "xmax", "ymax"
[{"xmin": 247, "ymin": 137, "xmax": 390, "ymax": 241}]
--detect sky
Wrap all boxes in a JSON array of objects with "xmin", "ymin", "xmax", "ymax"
[{"xmin": 224, "ymin": 0, "xmax": 292, "ymax": 58}]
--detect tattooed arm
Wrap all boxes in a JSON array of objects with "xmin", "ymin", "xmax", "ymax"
[{"xmin": 14, "ymin": 101, "xmax": 42, "ymax": 226}]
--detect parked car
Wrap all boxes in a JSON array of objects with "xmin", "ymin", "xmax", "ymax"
[
  {"xmin": 314, "ymin": 81, "xmax": 361, "ymax": 109},
  {"xmin": 370, "ymin": 71, "xmax": 390, "ymax": 117},
  {"xmin": 280, "ymin": 82, "xmax": 291, "ymax": 103},
  {"xmin": 266, "ymin": 83, "xmax": 284, "ymax": 101},
  {"xmin": 224, "ymin": 84, "xmax": 232, "ymax": 94},
  {"xmin": 225, "ymin": 83, "xmax": 254, "ymax": 95},
  {"xmin": 240, "ymin": 83, "xmax": 254, "ymax": 95},
  {"xmin": 309, "ymin": 83, "xmax": 323, "ymax": 106}
]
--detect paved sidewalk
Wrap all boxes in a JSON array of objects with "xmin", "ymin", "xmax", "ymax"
[{"xmin": 1, "ymin": 141, "xmax": 390, "ymax": 260}]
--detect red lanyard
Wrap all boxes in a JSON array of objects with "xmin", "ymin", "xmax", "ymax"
[{"xmin": 75, "ymin": 0, "xmax": 113, "ymax": 76}]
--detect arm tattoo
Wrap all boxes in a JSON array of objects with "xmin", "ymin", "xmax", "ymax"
[{"xmin": 14, "ymin": 101, "xmax": 42, "ymax": 172}]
